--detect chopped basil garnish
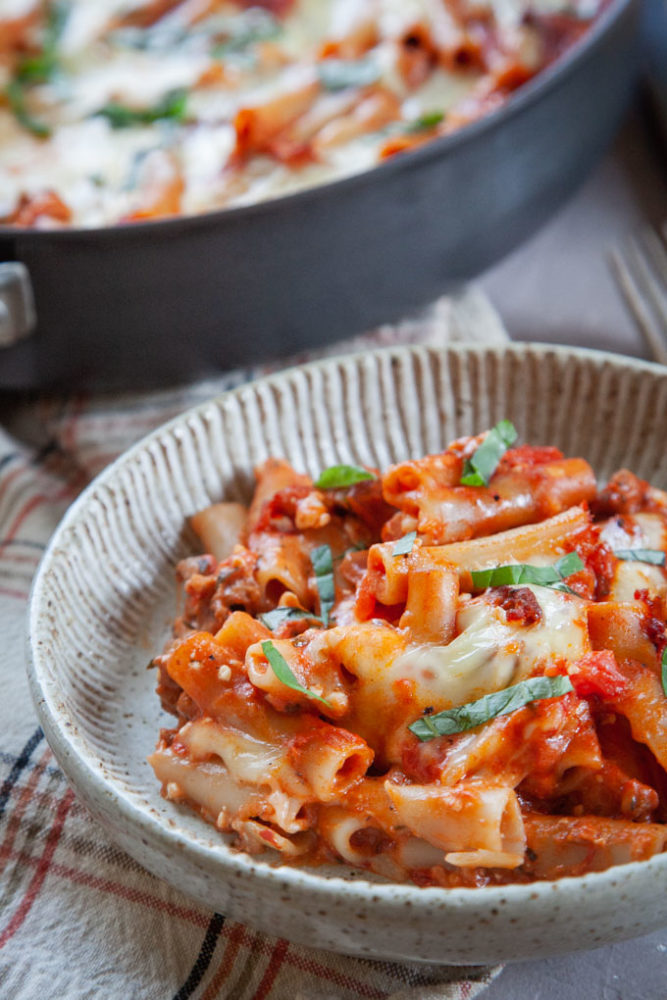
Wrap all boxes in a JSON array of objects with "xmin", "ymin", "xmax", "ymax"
[
  {"xmin": 409, "ymin": 674, "xmax": 574, "ymax": 741},
  {"xmin": 259, "ymin": 607, "xmax": 322, "ymax": 630},
  {"xmin": 460, "ymin": 420, "xmax": 518, "ymax": 487},
  {"xmin": 7, "ymin": 1, "xmax": 69, "ymax": 137},
  {"xmin": 261, "ymin": 640, "xmax": 331, "ymax": 708},
  {"xmin": 470, "ymin": 552, "xmax": 584, "ymax": 592},
  {"xmin": 15, "ymin": 0, "xmax": 69, "ymax": 84},
  {"xmin": 311, "ymin": 544, "xmax": 335, "ymax": 626},
  {"xmin": 95, "ymin": 88, "xmax": 188, "ymax": 128},
  {"xmin": 393, "ymin": 531, "xmax": 417, "ymax": 557},
  {"xmin": 615, "ymin": 548, "xmax": 666, "ymax": 566},
  {"xmin": 405, "ymin": 110, "xmax": 444, "ymax": 133},
  {"xmin": 5, "ymin": 81, "xmax": 51, "ymax": 138},
  {"xmin": 662, "ymin": 648, "xmax": 667, "ymax": 698},
  {"xmin": 318, "ymin": 58, "xmax": 381, "ymax": 92},
  {"xmin": 314, "ymin": 464, "xmax": 374, "ymax": 490}
]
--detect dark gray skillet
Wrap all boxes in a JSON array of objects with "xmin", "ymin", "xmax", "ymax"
[{"xmin": 0, "ymin": 0, "xmax": 639, "ymax": 391}]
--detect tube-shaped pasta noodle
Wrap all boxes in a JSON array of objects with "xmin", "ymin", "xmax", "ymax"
[
  {"xmin": 152, "ymin": 732, "xmax": 316, "ymax": 854},
  {"xmin": 190, "ymin": 502, "xmax": 248, "ymax": 562},
  {"xmin": 363, "ymin": 540, "xmax": 411, "ymax": 605},
  {"xmin": 167, "ymin": 709, "xmax": 372, "ymax": 804},
  {"xmin": 233, "ymin": 73, "xmax": 320, "ymax": 159},
  {"xmin": 285, "ymin": 723, "xmax": 373, "ymax": 801},
  {"xmin": 270, "ymin": 90, "xmax": 359, "ymax": 160},
  {"xmin": 435, "ymin": 693, "xmax": 601, "ymax": 792},
  {"xmin": 252, "ymin": 532, "xmax": 312, "ymax": 606},
  {"xmin": 246, "ymin": 633, "xmax": 350, "ymax": 716},
  {"xmin": 523, "ymin": 813, "xmax": 667, "ymax": 878},
  {"xmin": 148, "ymin": 746, "xmax": 263, "ymax": 823},
  {"xmin": 383, "ymin": 449, "xmax": 596, "ymax": 544},
  {"xmin": 312, "ymin": 89, "xmax": 400, "ymax": 151},
  {"xmin": 359, "ymin": 543, "xmax": 458, "ymax": 641},
  {"xmin": 164, "ymin": 617, "xmax": 270, "ymax": 717},
  {"xmin": 399, "ymin": 550, "xmax": 459, "ymax": 644},
  {"xmin": 246, "ymin": 458, "xmax": 312, "ymax": 533},
  {"xmin": 588, "ymin": 603, "xmax": 660, "ymax": 674},
  {"xmin": 612, "ymin": 660, "xmax": 667, "ymax": 771},
  {"xmin": 385, "ymin": 780, "xmax": 526, "ymax": 868},
  {"xmin": 318, "ymin": 806, "xmax": 395, "ymax": 865},
  {"xmin": 436, "ymin": 505, "xmax": 591, "ymax": 579},
  {"xmin": 177, "ymin": 717, "xmax": 309, "ymax": 801}
]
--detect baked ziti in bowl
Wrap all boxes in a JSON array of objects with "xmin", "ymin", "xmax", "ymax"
[{"xmin": 27, "ymin": 344, "xmax": 667, "ymax": 963}]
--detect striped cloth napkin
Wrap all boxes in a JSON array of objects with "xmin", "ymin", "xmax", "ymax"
[{"xmin": 0, "ymin": 290, "xmax": 508, "ymax": 1000}]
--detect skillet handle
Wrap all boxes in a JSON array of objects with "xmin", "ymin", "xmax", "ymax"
[{"xmin": 0, "ymin": 262, "xmax": 36, "ymax": 348}]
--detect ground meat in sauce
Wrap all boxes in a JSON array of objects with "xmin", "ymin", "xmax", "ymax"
[
  {"xmin": 174, "ymin": 546, "xmax": 262, "ymax": 634},
  {"xmin": 593, "ymin": 469, "xmax": 652, "ymax": 517},
  {"xmin": 635, "ymin": 588, "xmax": 667, "ymax": 653}
]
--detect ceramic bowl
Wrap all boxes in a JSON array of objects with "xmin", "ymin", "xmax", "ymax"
[{"xmin": 27, "ymin": 343, "xmax": 667, "ymax": 964}]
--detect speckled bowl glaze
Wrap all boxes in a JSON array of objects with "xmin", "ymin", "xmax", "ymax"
[{"xmin": 27, "ymin": 344, "xmax": 667, "ymax": 964}]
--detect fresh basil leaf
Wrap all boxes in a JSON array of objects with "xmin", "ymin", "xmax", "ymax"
[
  {"xmin": 405, "ymin": 110, "xmax": 444, "ymax": 133},
  {"xmin": 553, "ymin": 552, "xmax": 585, "ymax": 577},
  {"xmin": 259, "ymin": 607, "xmax": 322, "ymax": 630},
  {"xmin": 311, "ymin": 544, "xmax": 335, "ymax": 626},
  {"xmin": 261, "ymin": 640, "xmax": 331, "ymax": 707},
  {"xmin": 14, "ymin": 0, "xmax": 69, "ymax": 85},
  {"xmin": 314, "ymin": 464, "xmax": 374, "ymax": 489},
  {"xmin": 318, "ymin": 58, "xmax": 380, "ymax": 92},
  {"xmin": 471, "ymin": 564, "xmax": 547, "ymax": 589},
  {"xmin": 409, "ymin": 674, "xmax": 574, "ymax": 741},
  {"xmin": 96, "ymin": 88, "xmax": 187, "ymax": 128},
  {"xmin": 6, "ymin": 1, "xmax": 70, "ymax": 136},
  {"xmin": 5, "ymin": 81, "xmax": 51, "ymax": 138},
  {"xmin": 460, "ymin": 420, "xmax": 518, "ymax": 487},
  {"xmin": 615, "ymin": 548, "xmax": 666, "ymax": 566},
  {"xmin": 393, "ymin": 531, "xmax": 417, "ymax": 557},
  {"xmin": 470, "ymin": 553, "xmax": 584, "ymax": 592},
  {"xmin": 662, "ymin": 648, "xmax": 667, "ymax": 698},
  {"xmin": 16, "ymin": 52, "xmax": 58, "ymax": 85}
]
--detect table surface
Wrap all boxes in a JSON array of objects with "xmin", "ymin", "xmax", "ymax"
[
  {"xmin": 476, "ymin": 104, "xmax": 667, "ymax": 1000},
  {"xmin": 482, "ymin": 107, "xmax": 667, "ymax": 361}
]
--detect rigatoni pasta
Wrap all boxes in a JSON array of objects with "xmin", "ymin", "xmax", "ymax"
[{"xmin": 149, "ymin": 422, "xmax": 667, "ymax": 887}]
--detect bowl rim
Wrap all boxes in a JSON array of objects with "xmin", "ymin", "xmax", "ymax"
[
  {"xmin": 26, "ymin": 340, "xmax": 667, "ymax": 916},
  {"xmin": 2, "ymin": 0, "xmax": 635, "ymax": 244}
]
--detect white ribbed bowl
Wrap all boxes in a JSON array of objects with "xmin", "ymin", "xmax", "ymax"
[{"xmin": 27, "ymin": 344, "xmax": 667, "ymax": 964}]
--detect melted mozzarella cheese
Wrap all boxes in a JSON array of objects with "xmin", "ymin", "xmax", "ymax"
[
  {"xmin": 0, "ymin": 0, "xmax": 599, "ymax": 227},
  {"xmin": 390, "ymin": 585, "xmax": 589, "ymax": 710}
]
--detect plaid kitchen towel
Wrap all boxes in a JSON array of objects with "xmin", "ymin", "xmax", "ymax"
[{"xmin": 0, "ymin": 289, "xmax": 507, "ymax": 1000}]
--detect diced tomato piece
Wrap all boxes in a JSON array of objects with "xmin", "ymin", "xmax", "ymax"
[{"xmin": 567, "ymin": 650, "xmax": 628, "ymax": 699}]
